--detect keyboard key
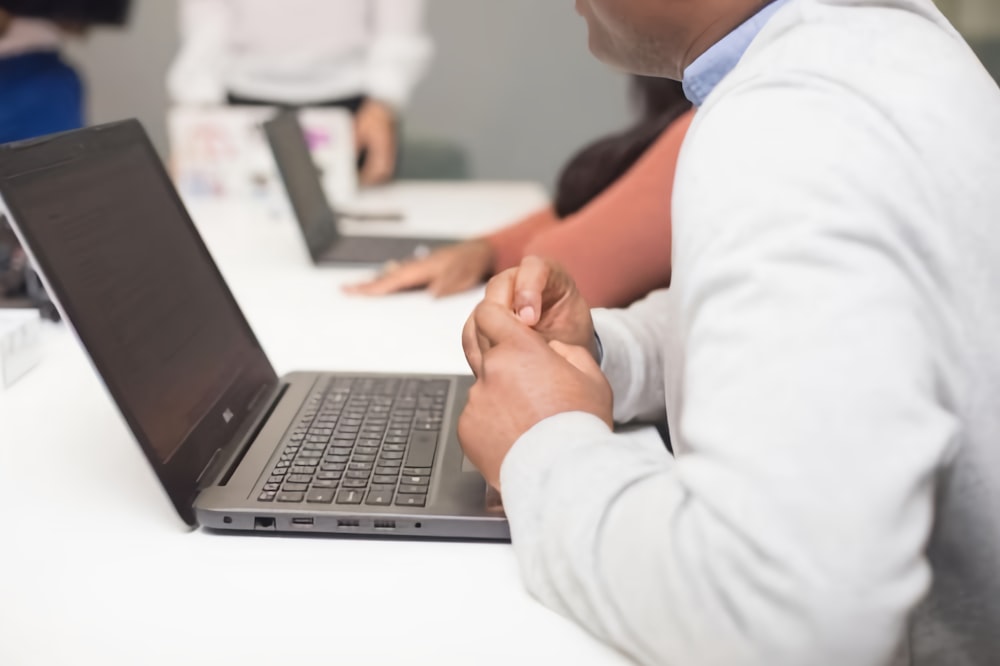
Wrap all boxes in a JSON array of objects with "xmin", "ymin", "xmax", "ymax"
[
  {"xmin": 373, "ymin": 475, "xmax": 399, "ymax": 485},
  {"xmin": 346, "ymin": 470, "xmax": 371, "ymax": 480},
  {"xmin": 263, "ymin": 483, "xmax": 280, "ymax": 491},
  {"xmin": 366, "ymin": 490, "xmax": 393, "ymax": 506},
  {"xmin": 401, "ymin": 475, "xmax": 430, "ymax": 486},
  {"xmin": 398, "ymin": 484, "xmax": 427, "ymax": 495},
  {"xmin": 258, "ymin": 491, "xmax": 276, "ymax": 502},
  {"xmin": 324, "ymin": 455, "xmax": 350, "ymax": 464},
  {"xmin": 336, "ymin": 490, "xmax": 364, "ymax": 505},
  {"xmin": 355, "ymin": 446, "xmax": 380, "ymax": 456},
  {"xmin": 307, "ymin": 489, "xmax": 335, "ymax": 504},
  {"xmin": 348, "ymin": 462, "xmax": 374, "ymax": 471},
  {"xmin": 403, "ymin": 467, "xmax": 431, "ymax": 476},
  {"xmin": 311, "ymin": 480, "xmax": 338, "ymax": 489},
  {"xmin": 396, "ymin": 494, "xmax": 426, "ymax": 508},
  {"xmin": 382, "ymin": 444, "xmax": 406, "ymax": 453},
  {"xmin": 375, "ymin": 466, "xmax": 400, "ymax": 476},
  {"xmin": 370, "ymin": 484, "xmax": 396, "ymax": 492},
  {"xmin": 353, "ymin": 454, "xmax": 376, "ymax": 463},
  {"xmin": 317, "ymin": 471, "xmax": 342, "ymax": 480},
  {"xmin": 283, "ymin": 483, "xmax": 309, "ymax": 492},
  {"xmin": 342, "ymin": 479, "xmax": 368, "ymax": 489},
  {"xmin": 377, "ymin": 459, "xmax": 402, "ymax": 468},
  {"xmin": 292, "ymin": 466, "xmax": 316, "ymax": 475},
  {"xmin": 406, "ymin": 431, "xmax": 438, "ymax": 468},
  {"xmin": 287, "ymin": 474, "xmax": 313, "ymax": 484},
  {"xmin": 321, "ymin": 463, "xmax": 347, "ymax": 472},
  {"xmin": 294, "ymin": 459, "xmax": 319, "ymax": 467},
  {"xmin": 380, "ymin": 451, "xmax": 404, "ymax": 460},
  {"xmin": 268, "ymin": 475, "xmax": 285, "ymax": 484},
  {"xmin": 278, "ymin": 492, "xmax": 305, "ymax": 503}
]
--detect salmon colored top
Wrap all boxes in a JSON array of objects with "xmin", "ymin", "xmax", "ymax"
[{"xmin": 485, "ymin": 109, "xmax": 695, "ymax": 308}]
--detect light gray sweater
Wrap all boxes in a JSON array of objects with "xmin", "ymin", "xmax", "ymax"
[{"xmin": 499, "ymin": 1, "xmax": 1000, "ymax": 664}]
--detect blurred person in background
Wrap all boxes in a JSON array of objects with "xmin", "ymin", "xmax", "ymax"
[
  {"xmin": 347, "ymin": 76, "xmax": 695, "ymax": 308},
  {"xmin": 0, "ymin": 7, "xmax": 85, "ymax": 143},
  {"xmin": 168, "ymin": 0, "xmax": 432, "ymax": 186}
]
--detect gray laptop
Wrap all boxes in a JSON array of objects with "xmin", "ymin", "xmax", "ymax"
[
  {"xmin": 264, "ymin": 111, "xmax": 457, "ymax": 265},
  {"xmin": 0, "ymin": 120, "xmax": 508, "ymax": 539}
]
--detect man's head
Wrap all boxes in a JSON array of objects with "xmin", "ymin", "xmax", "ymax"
[{"xmin": 575, "ymin": 0, "xmax": 774, "ymax": 80}]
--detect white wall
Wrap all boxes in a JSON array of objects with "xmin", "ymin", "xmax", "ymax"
[{"xmin": 67, "ymin": 0, "xmax": 631, "ymax": 191}]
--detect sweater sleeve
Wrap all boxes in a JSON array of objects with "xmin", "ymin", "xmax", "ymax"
[
  {"xmin": 498, "ymin": 82, "xmax": 955, "ymax": 666},
  {"xmin": 366, "ymin": 0, "xmax": 433, "ymax": 109},
  {"xmin": 522, "ymin": 110, "xmax": 694, "ymax": 308},
  {"xmin": 166, "ymin": 0, "xmax": 230, "ymax": 105}
]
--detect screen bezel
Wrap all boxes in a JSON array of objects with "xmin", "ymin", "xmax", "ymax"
[
  {"xmin": 262, "ymin": 111, "xmax": 342, "ymax": 260},
  {"xmin": 0, "ymin": 120, "xmax": 280, "ymax": 526}
]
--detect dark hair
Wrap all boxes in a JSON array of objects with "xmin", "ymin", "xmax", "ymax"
[{"xmin": 553, "ymin": 76, "xmax": 691, "ymax": 219}]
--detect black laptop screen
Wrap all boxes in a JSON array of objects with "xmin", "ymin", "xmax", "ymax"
[
  {"xmin": 264, "ymin": 112, "xmax": 340, "ymax": 259},
  {"xmin": 0, "ymin": 122, "xmax": 278, "ymax": 523}
]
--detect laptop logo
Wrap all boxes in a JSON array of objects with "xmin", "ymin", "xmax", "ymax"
[{"xmin": 223, "ymin": 408, "xmax": 234, "ymax": 424}]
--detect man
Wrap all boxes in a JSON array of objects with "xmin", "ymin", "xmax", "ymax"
[
  {"xmin": 458, "ymin": 1, "xmax": 1000, "ymax": 664},
  {"xmin": 167, "ymin": 0, "xmax": 432, "ymax": 186}
]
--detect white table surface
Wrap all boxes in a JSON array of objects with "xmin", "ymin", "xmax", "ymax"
[{"xmin": 0, "ymin": 182, "xmax": 645, "ymax": 666}]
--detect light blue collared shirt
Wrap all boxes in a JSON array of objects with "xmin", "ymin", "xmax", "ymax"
[{"xmin": 682, "ymin": 0, "xmax": 793, "ymax": 106}]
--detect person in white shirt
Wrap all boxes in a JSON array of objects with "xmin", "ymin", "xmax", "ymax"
[
  {"xmin": 167, "ymin": 0, "xmax": 433, "ymax": 185},
  {"xmin": 457, "ymin": 0, "xmax": 1000, "ymax": 664}
]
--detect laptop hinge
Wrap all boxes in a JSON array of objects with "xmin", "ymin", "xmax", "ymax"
[{"xmin": 197, "ymin": 383, "xmax": 289, "ymax": 489}]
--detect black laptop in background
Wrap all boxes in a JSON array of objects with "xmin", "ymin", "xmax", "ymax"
[
  {"xmin": 263, "ymin": 111, "xmax": 458, "ymax": 265},
  {"xmin": 0, "ymin": 120, "xmax": 506, "ymax": 539}
]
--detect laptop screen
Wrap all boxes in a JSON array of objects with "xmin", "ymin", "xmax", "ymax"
[
  {"xmin": 0, "ymin": 121, "xmax": 278, "ymax": 525},
  {"xmin": 263, "ymin": 112, "xmax": 340, "ymax": 259}
]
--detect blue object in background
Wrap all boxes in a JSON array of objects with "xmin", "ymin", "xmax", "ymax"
[{"xmin": 0, "ymin": 50, "xmax": 84, "ymax": 144}]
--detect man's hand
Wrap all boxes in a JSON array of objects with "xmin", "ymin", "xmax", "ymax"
[
  {"xmin": 458, "ymin": 301, "xmax": 613, "ymax": 489},
  {"xmin": 344, "ymin": 239, "xmax": 495, "ymax": 297},
  {"xmin": 355, "ymin": 99, "xmax": 398, "ymax": 186},
  {"xmin": 0, "ymin": 10, "xmax": 12, "ymax": 37},
  {"xmin": 463, "ymin": 256, "xmax": 598, "ymax": 373}
]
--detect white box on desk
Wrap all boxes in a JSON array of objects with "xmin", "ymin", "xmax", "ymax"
[{"xmin": 0, "ymin": 309, "xmax": 42, "ymax": 389}]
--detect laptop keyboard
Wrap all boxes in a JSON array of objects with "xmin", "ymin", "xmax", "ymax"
[{"xmin": 256, "ymin": 376, "xmax": 449, "ymax": 508}]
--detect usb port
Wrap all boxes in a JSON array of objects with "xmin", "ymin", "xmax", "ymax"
[
  {"xmin": 291, "ymin": 517, "xmax": 314, "ymax": 527},
  {"xmin": 337, "ymin": 519, "xmax": 360, "ymax": 528},
  {"xmin": 374, "ymin": 520, "xmax": 396, "ymax": 530}
]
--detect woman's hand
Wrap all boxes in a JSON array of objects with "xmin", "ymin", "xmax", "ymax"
[{"xmin": 344, "ymin": 239, "xmax": 496, "ymax": 297}]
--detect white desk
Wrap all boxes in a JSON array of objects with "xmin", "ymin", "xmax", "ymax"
[{"xmin": 0, "ymin": 182, "xmax": 639, "ymax": 666}]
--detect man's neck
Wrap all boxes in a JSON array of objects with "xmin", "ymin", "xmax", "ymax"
[{"xmin": 679, "ymin": 0, "xmax": 779, "ymax": 73}]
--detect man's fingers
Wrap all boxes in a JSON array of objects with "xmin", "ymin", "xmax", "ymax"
[
  {"xmin": 482, "ymin": 268, "xmax": 516, "ymax": 309},
  {"xmin": 474, "ymin": 301, "xmax": 531, "ymax": 349},
  {"xmin": 512, "ymin": 256, "xmax": 554, "ymax": 326},
  {"xmin": 462, "ymin": 315, "xmax": 484, "ymax": 378}
]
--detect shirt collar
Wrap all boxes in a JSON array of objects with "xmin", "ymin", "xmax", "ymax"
[{"xmin": 682, "ymin": 0, "xmax": 793, "ymax": 106}]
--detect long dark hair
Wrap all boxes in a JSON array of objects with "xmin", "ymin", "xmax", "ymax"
[{"xmin": 553, "ymin": 76, "xmax": 691, "ymax": 219}]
